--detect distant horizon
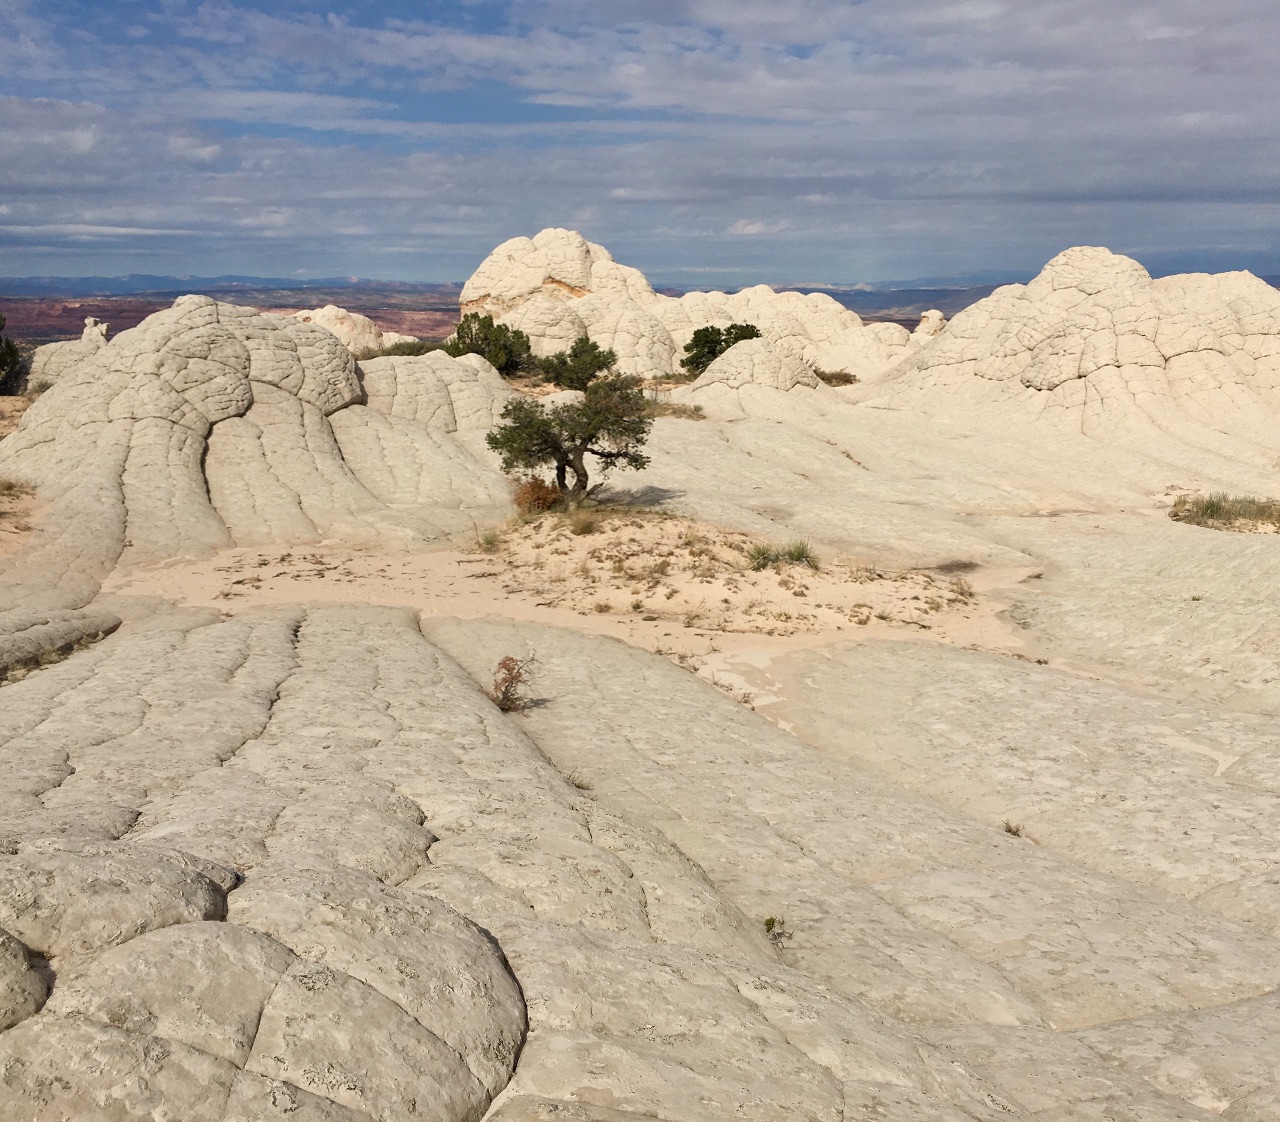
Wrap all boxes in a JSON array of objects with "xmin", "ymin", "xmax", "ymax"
[{"xmin": 5, "ymin": 3, "xmax": 1277, "ymax": 286}]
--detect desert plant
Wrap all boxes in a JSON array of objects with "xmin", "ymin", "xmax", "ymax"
[
  {"xmin": 476, "ymin": 528, "xmax": 501, "ymax": 553},
  {"xmin": 364, "ymin": 339, "xmax": 446, "ymax": 358},
  {"xmin": 0, "ymin": 315, "xmax": 23, "ymax": 396},
  {"xmin": 445, "ymin": 313, "xmax": 535, "ymax": 377},
  {"xmin": 487, "ymin": 653, "xmax": 538, "ymax": 712},
  {"xmin": 538, "ymin": 335, "xmax": 616, "ymax": 392},
  {"xmin": 813, "ymin": 369, "xmax": 859, "ymax": 386},
  {"xmin": 1170, "ymin": 492, "xmax": 1280, "ymax": 529},
  {"xmin": 0, "ymin": 478, "xmax": 34, "ymax": 498},
  {"xmin": 747, "ymin": 540, "xmax": 818, "ymax": 571},
  {"xmin": 1003, "ymin": 820, "xmax": 1024, "ymax": 837},
  {"xmin": 679, "ymin": 322, "xmax": 761, "ymax": 378},
  {"xmin": 486, "ymin": 374, "xmax": 652, "ymax": 502},
  {"xmin": 513, "ymin": 477, "xmax": 563, "ymax": 515},
  {"xmin": 763, "ymin": 916, "xmax": 792, "ymax": 943}
]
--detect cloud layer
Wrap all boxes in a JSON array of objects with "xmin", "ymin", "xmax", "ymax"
[{"xmin": 3, "ymin": 0, "xmax": 1278, "ymax": 283}]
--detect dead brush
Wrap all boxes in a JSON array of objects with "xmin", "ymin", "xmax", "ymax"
[
  {"xmin": 487, "ymin": 653, "xmax": 538, "ymax": 713},
  {"xmin": 513, "ymin": 477, "xmax": 562, "ymax": 516},
  {"xmin": 1170, "ymin": 491, "xmax": 1280, "ymax": 530}
]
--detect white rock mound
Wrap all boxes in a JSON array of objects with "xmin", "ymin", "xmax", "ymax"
[
  {"xmin": 289, "ymin": 303, "xmax": 418, "ymax": 357},
  {"xmin": 874, "ymin": 247, "xmax": 1280, "ymax": 465},
  {"xmin": 461, "ymin": 227, "xmax": 905, "ymax": 382},
  {"xmin": 680, "ymin": 336, "xmax": 832, "ymax": 420},
  {"xmin": 26, "ymin": 316, "xmax": 110, "ymax": 387},
  {"xmin": 0, "ymin": 296, "xmax": 512, "ymax": 614}
]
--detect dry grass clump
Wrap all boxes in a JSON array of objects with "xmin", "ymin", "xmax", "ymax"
[
  {"xmin": 0, "ymin": 478, "xmax": 34, "ymax": 498},
  {"xmin": 644, "ymin": 399, "xmax": 706, "ymax": 420},
  {"xmin": 1170, "ymin": 492, "xmax": 1280, "ymax": 532},
  {"xmin": 747, "ymin": 540, "xmax": 819, "ymax": 571}
]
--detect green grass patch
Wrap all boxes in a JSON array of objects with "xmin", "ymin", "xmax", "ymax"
[{"xmin": 747, "ymin": 539, "xmax": 820, "ymax": 571}]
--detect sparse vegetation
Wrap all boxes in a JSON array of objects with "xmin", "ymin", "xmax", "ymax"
[
  {"xmin": 1170, "ymin": 492, "xmax": 1280, "ymax": 532},
  {"xmin": 747, "ymin": 539, "xmax": 819, "ymax": 571},
  {"xmin": 360, "ymin": 339, "xmax": 446, "ymax": 359},
  {"xmin": 679, "ymin": 323, "xmax": 761, "ymax": 378},
  {"xmin": 538, "ymin": 335, "xmax": 617, "ymax": 391},
  {"xmin": 513, "ymin": 477, "xmax": 563, "ymax": 516},
  {"xmin": 1003, "ymin": 820, "xmax": 1025, "ymax": 837},
  {"xmin": 445, "ymin": 313, "xmax": 536, "ymax": 377},
  {"xmin": 487, "ymin": 653, "xmax": 538, "ymax": 713},
  {"xmin": 813, "ymin": 369, "xmax": 859, "ymax": 387},
  {"xmin": 486, "ymin": 374, "xmax": 653, "ymax": 502},
  {"xmin": 476, "ymin": 528, "xmax": 501, "ymax": 553},
  {"xmin": 566, "ymin": 769, "xmax": 593, "ymax": 791},
  {"xmin": 763, "ymin": 916, "xmax": 792, "ymax": 943},
  {"xmin": 643, "ymin": 398, "xmax": 705, "ymax": 420},
  {"xmin": 0, "ymin": 315, "xmax": 22, "ymax": 396},
  {"xmin": 0, "ymin": 478, "xmax": 34, "ymax": 498}
]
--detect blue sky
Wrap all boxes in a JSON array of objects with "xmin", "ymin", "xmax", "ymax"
[{"xmin": 2, "ymin": 0, "xmax": 1278, "ymax": 284}]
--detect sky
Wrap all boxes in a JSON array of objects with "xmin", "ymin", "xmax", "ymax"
[{"xmin": 2, "ymin": 0, "xmax": 1278, "ymax": 285}]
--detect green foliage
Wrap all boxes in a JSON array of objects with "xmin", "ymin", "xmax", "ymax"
[
  {"xmin": 538, "ymin": 335, "xmax": 617, "ymax": 391},
  {"xmin": 445, "ymin": 313, "xmax": 535, "ymax": 377},
  {"xmin": 0, "ymin": 315, "xmax": 23, "ymax": 396},
  {"xmin": 486, "ymin": 374, "xmax": 653, "ymax": 499},
  {"xmin": 679, "ymin": 322, "xmax": 762, "ymax": 378}
]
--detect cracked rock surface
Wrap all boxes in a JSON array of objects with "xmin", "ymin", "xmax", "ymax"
[{"xmin": 3, "ymin": 239, "xmax": 1280, "ymax": 1119}]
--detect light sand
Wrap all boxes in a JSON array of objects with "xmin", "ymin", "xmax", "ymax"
[{"xmin": 102, "ymin": 509, "xmax": 1035, "ymax": 669}]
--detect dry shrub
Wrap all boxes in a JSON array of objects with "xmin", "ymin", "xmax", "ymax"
[
  {"xmin": 513, "ymin": 477, "xmax": 562, "ymax": 515},
  {"xmin": 488, "ymin": 654, "xmax": 538, "ymax": 712}
]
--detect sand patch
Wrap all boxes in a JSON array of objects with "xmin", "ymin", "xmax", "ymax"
[
  {"xmin": 101, "ymin": 510, "xmax": 1032, "ymax": 669},
  {"xmin": 0, "ymin": 479, "xmax": 38, "ymax": 559}
]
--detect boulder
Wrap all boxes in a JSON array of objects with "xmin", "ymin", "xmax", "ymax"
[{"xmin": 288, "ymin": 304, "xmax": 418, "ymax": 357}]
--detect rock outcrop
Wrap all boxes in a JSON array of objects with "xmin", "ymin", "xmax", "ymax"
[
  {"xmin": 25, "ymin": 317, "xmax": 110, "ymax": 388},
  {"xmin": 460, "ymin": 227, "xmax": 907, "ymax": 381},
  {"xmin": 288, "ymin": 304, "xmax": 418, "ymax": 357},
  {"xmin": 0, "ymin": 296, "xmax": 511, "ymax": 618},
  {"xmin": 873, "ymin": 247, "xmax": 1280, "ymax": 465}
]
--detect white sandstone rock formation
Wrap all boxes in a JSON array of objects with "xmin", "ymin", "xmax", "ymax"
[
  {"xmin": 3, "ymin": 244, "xmax": 1280, "ymax": 1122},
  {"xmin": 288, "ymin": 304, "xmax": 417, "ymax": 355},
  {"xmin": 289, "ymin": 304, "xmax": 418, "ymax": 357},
  {"xmin": 0, "ymin": 295, "xmax": 512, "ymax": 615},
  {"xmin": 461, "ymin": 227, "xmax": 904, "ymax": 381},
  {"xmin": 872, "ymin": 247, "xmax": 1280, "ymax": 468},
  {"xmin": 25, "ymin": 316, "xmax": 110, "ymax": 387}
]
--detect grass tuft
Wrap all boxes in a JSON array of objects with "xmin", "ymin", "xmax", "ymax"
[
  {"xmin": 1171, "ymin": 492, "xmax": 1280, "ymax": 530},
  {"xmin": 747, "ymin": 539, "xmax": 819, "ymax": 571}
]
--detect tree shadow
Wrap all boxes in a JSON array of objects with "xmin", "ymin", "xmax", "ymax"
[{"xmin": 596, "ymin": 484, "xmax": 684, "ymax": 509}]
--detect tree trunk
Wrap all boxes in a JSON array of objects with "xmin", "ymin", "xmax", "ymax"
[
  {"xmin": 555, "ymin": 459, "xmax": 568, "ymax": 493},
  {"xmin": 567, "ymin": 450, "xmax": 589, "ymax": 500}
]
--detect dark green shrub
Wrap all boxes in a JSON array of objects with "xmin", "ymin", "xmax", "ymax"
[
  {"xmin": 539, "ymin": 335, "xmax": 617, "ymax": 391},
  {"xmin": 486, "ymin": 374, "xmax": 652, "ymax": 501},
  {"xmin": 679, "ymin": 322, "xmax": 761, "ymax": 378},
  {"xmin": 445, "ymin": 313, "xmax": 535, "ymax": 377},
  {"xmin": 0, "ymin": 315, "xmax": 23, "ymax": 396}
]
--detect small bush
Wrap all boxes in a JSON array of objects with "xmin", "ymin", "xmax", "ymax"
[
  {"xmin": 763, "ymin": 916, "xmax": 792, "ymax": 943},
  {"xmin": 780, "ymin": 540, "xmax": 819, "ymax": 569},
  {"xmin": 1170, "ymin": 492, "xmax": 1280, "ymax": 529},
  {"xmin": 488, "ymin": 654, "xmax": 538, "ymax": 712},
  {"xmin": 445, "ymin": 313, "xmax": 535, "ymax": 377},
  {"xmin": 364, "ymin": 339, "xmax": 445, "ymax": 359},
  {"xmin": 814, "ymin": 369, "xmax": 859, "ymax": 386},
  {"xmin": 0, "ymin": 478, "xmax": 34, "ymax": 498},
  {"xmin": 1003, "ymin": 820, "xmax": 1024, "ymax": 837},
  {"xmin": 643, "ymin": 399, "xmax": 705, "ymax": 420},
  {"xmin": 538, "ymin": 335, "xmax": 616, "ymax": 391},
  {"xmin": 513, "ymin": 477, "xmax": 562, "ymax": 515},
  {"xmin": 680, "ymin": 323, "xmax": 761, "ymax": 378},
  {"xmin": 476, "ymin": 529, "xmax": 501, "ymax": 553}
]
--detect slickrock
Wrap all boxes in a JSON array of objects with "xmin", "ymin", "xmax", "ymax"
[{"xmin": 3, "ymin": 235, "xmax": 1280, "ymax": 1120}]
